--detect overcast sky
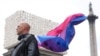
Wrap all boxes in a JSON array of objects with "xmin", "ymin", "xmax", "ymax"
[{"xmin": 0, "ymin": 0, "xmax": 100, "ymax": 56}]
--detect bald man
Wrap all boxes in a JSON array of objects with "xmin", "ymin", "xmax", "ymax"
[{"xmin": 11, "ymin": 23, "xmax": 39, "ymax": 56}]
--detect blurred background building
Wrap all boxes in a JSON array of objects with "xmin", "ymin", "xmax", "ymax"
[{"xmin": 3, "ymin": 11, "xmax": 63, "ymax": 56}]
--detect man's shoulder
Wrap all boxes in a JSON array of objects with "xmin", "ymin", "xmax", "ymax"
[
  {"xmin": 25, "ymin": 34, "xmax": 34, "ymax": 38},
  {"xmin": 25, "ymin": 34, "xmax": 38, "ymax": 45},
  {"xmin": 28, "ymin": 34, "xmax": 35, "ymax": 39},
  {"xmin": 25, "ymin": 34, "xmax": 36, "ymax": 41}
]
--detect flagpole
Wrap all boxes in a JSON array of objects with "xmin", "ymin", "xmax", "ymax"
[{"xmin": 87, "ymin": 2, "xmax": 98, "ymax": 56}]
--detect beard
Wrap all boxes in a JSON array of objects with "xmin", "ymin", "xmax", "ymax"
[{"xmin": 17, "ymin": 31, "xmax": 22, "ymax": 36}]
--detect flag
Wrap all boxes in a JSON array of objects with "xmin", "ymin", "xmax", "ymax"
[{"xmin": 37, "ymin": 13, "xmax": 86, "ymax": 52}]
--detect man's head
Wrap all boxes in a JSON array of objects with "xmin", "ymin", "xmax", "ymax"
[{"xmin": 16, "ymin": 22, "xmax": 30, "ymax": 35}]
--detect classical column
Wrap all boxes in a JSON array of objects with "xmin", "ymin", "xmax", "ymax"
[{"xmin": 87, "ymin": 3, "xmax": 98, "ymax": 56}]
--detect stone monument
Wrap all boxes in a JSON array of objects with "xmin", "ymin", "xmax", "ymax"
[{"xmin": 87, "ymin": 3, "xmax": 98, "ymax": 56}]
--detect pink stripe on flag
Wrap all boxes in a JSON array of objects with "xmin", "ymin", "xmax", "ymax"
[{"xmin": 47, "ymin": 13, "xmax": 84, "ymax": 37}]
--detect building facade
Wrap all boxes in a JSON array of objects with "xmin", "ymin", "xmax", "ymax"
[{"xmin": 3, "ymin": 11, "xmax": 63, "ymax": 56}]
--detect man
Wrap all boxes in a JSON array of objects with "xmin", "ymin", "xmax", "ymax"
[{"xmin": 11, "ymin": 22, "xmax": 39, "ymax": 56}]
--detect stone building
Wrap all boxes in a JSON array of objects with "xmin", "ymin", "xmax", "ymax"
[{"xmin": 3, "ymin": 11, "xmax": 63, "ymax": 56}]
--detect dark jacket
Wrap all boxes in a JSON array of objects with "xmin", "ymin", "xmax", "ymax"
[{"xmin": 11, "ymin": 34, "xmax": 39, "ymax": 56}]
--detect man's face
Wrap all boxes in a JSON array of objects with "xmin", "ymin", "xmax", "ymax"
[{"xmin": 16, "ymin": 24, "xmax": 25, "ymax": 35}]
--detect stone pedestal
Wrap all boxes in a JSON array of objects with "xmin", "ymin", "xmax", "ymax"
[{"xmin": 3, "ymin": 47, "xmax": 63, "ymax": 56}]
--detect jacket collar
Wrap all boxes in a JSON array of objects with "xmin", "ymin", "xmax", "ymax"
[{"xmin": 18, "ymin": 34, "xmax": 29, "ymax": 41}]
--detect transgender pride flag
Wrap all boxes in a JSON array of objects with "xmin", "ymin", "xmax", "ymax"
[{"xmin": 37, "ymin": 13, "xmax": 86, "ymax": 52}]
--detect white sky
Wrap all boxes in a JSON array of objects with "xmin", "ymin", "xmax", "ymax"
[{"xmin": 0, "ymin": 0, "xmax": 100, "ymax": 56}]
